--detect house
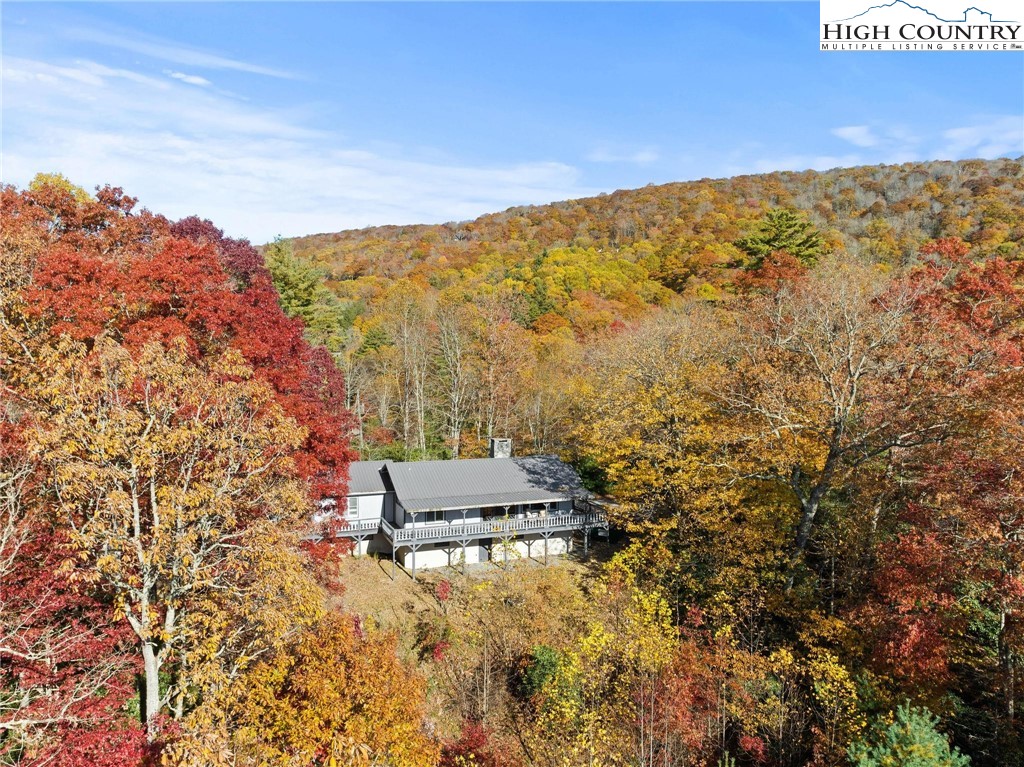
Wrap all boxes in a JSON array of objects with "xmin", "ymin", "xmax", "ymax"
[{"xmin": 327, "ymin": 440, "xmax": 607, "ymax": 579}]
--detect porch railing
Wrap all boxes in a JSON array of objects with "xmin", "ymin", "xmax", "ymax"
[
  {"xmin": 335, "ymin": 511, "xmax": 607, "ymax": 545},
  {"xmin": 332, "ymin": 518, "xmax": 383, "ymax": 536}
]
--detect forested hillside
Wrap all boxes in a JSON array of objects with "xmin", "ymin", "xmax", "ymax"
[
  {"xmin": 272, "ymin": 157, "xmax": 1024, "ymax": 461},
  {"xmin": 264, "ymin": 156, "xmax": 1024, "ymax": 767},
  {"xmin": 2, "ymin": 160, "xmax": 1023, "ymax": 767},
  {"xmin": 292, "ymin": 158, "xmax": 1024, "ymax": 287}
]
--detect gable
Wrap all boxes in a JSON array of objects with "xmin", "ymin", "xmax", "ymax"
[{"xmin": 346, "ymin": 460, "xmax": 389, "ymax": 495}]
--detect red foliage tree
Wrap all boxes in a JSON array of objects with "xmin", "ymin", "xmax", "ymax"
[
  {"xmin": 441, "ymin": 720, "xmax": 517, "ymax": 767},
  {"xmin": 853, "ymin": 241, "xmax": 1024, "ymax": 739},
  {"xmin": 8, "ymin": 183, "xmax": 356, "ymax": 498},
  {"xmin": 0, "ymin": 506, "xmax": 146, "ymax": 764},
  {"xmin": 1, "ymin": 179, "xmax": 359, "ymax": 760}
]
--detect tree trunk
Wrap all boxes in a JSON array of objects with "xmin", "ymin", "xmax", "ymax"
[
  {"xmin": 785, "ymin": 446, "xmax": 840, "ymax": 591},
  {"xmin": 785, "ymin": 494, "xmax": 822, "ymax": 593},
  {"xmin": 1001, "ymin": 606, "xmax": 1016, "ymax": 724},
  {"xmin": 140, "ymin": 640, "xmax": 161, "ymax": 737}
]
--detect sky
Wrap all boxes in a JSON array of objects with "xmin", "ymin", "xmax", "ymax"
[{"xmin": 2, "ymin": 2, "xmax": 1022, "ymax": 243}]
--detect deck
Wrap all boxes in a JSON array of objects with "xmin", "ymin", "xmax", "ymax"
[
  {"xmin": 334, "ymin": 509, "xmax": 608, "ymax": 546},
  {"xmin": 327, "ymin": 503, "xmax": 609, "ymax": 579}
]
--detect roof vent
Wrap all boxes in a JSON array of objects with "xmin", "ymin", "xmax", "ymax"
[{"xmin": 489, "ymin": 438, "xmax": 512, "ymax": 459}]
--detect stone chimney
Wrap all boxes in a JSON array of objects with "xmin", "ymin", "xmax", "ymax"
[{"xmin": 489, "ymin": 438, "xmax": 512, "ymax": 458}]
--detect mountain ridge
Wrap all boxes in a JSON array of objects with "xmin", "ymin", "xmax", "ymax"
[{"xmin": 287, "ymin": 157, "xmax": 1024, "ymax": 297}]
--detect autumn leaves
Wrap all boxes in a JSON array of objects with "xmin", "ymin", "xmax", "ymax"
[
  {"xmin": 2, "ymin": 162, "xmax": 1022, "ymax": 766},
  {"xmin": 571, "ymin": 244, "xmax": 1024, "ymax": 763},
  {"xmin": 0, "ymin": 178, "xmax": 430, "ymax": 765}
]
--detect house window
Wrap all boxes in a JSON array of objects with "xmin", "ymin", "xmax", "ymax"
[
  {"xmin": 346, "ymin": 496, "xmax": 359, "ymax": 517},
  {"xmin": 414, "ymin": 510, "xmax": 444, "ymax": 524}
]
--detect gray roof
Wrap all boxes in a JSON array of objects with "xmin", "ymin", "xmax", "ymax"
[
  {"xmin": 346, "ymin": 461, "xmax": 388, "ymax": 495},
  {"xmin": 385, "ymin": 455, "xmax": 590, "ymax": 513}
]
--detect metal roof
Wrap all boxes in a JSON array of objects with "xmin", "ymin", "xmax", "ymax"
[
  {"xmin": 384, "ymin": 455, "xmax": 590, "ymax": 513},
  {"xmin": 346, "ymin": 461, "xmax": 389, "ymax": 495}
]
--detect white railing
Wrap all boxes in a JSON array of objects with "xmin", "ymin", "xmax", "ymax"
[
  {"xmin": 332, "ymin": 518, "xmax": 383, "ymax": 536},
  {"xmin": 379, "ymin": 512, "xmax": 606, "ymax": 544}
]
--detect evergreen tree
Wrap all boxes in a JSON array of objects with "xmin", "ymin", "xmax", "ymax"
[
  {"xmin": 264, "ymin": 236, "xmax": 351, "ymax": 349},
  {"xmin": 848, "ymin": 703, "xmax": 971, "ymax": 767},
  {"xmin": 735, "ymin": 208, "xmax": 823, "ymax": 267},
  {"xmin": 519, "ymin": 645, "xmax": 561, "ymax": 698}
]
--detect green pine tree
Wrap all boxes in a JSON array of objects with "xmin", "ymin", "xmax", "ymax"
[
  {"xmin": 264, "ymin": 237, "xmax": 353, "ymax": 350},
  {"xmin": 734, "ymin": 208, "xmax": 823, "ymax": 268},
  {"xmin": 519, "ymin": 645, "xmax": 561, "ymax": 698},
  {"xmin": 848, "ymin": 703, "xmax": 970, "ymax": 767}
]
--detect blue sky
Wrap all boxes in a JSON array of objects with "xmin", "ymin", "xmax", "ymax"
[{"xmin": 3, "ymin": 2, "xmax": 1022, "ymax": 243}]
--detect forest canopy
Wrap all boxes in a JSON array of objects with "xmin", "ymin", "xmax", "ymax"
[
  {"xmin": 273, "ymin": 157, "xmax": 1024, "ymax": 463},
  {"xmin": 2, "ymin": 157, "xmax": 1023, "ymax": 767},
  {"xmin": 0, "ymin": 177, "xmax": 435, "ymax": 766}
]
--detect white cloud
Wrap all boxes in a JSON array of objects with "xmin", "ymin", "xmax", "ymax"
[
  {"xmin": 832, "ymin": 125, "xmax": 878, "ymax": 148},
  {"xmin": 721, "ymin": 114, "xmax": 1021, "ymax": 180},
  {"xmin": 831, "ymin": 124, "xmax": 925, "ymax": 162},
  {"xmin": 64, "ymin": 26, "xmax": 296, "ymax": 79},
  {"xmin": 828, "ymin": 116, "xmax": 1023, "ymax": 170},
  {"xmin": 586, "ymin": 145, "xmax": 660, "ymax": 165},
  {"xmin": 166, "ymin": 70, "xmax": 211, "ymax": 87},
  {"xmin": 941, "ymin": 116, "xmax": 1024, "ymax": 159},
  {"xmin": 2, "ymin": 55, "xmax": 596, "ymax": 243}
]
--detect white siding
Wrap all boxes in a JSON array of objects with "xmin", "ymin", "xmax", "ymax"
[
  {"xmin": 346, "ymin": 493, "xmax": 385, "ymax": 522},
  {"xmin": 492, "ymin": 533, "xmax": 571, "ymax": 564},
  {"xmin": 400, "ymin": 543, "xmax": 486, "ymax": 569},
  {"xmin": 398, "ymin": 533, "xmax": 571, "ymax": 571}
]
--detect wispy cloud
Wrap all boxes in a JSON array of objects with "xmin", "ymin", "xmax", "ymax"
[
  {"xmin": 64, "ymin": 26, "xmax": 296, "ymax": 79},
  {"xmin": 831, "ymin": 123, "xmax": 924, "ymax": 161},
  {"xmin": 941, "ymin": 116, "xmax": 1023, "ymax": 159},
  {"xmin": 722, "ymin": 115, "xmax": 1020, "ymax": 180},
  {"xmin": 2, "ymin": 55, "xmax": 595, "ymax": 242},
  {"xmin": 830, "ymin": 116, "xmax": 1023, "ymax": 165},
  {"xmin": 586, "ymin": 144, "xmax": 660, "ymax": 165},
  {"xmin": 831, "ymin": 125, "xmax": 878, "ymax": 148},
  {"xmin": 744, "ymin": 153, "xmax": 864, "ymax": 174},
  {"xmin": 166, "ymin": 70, "xmax": 211, "ymax": 87}
]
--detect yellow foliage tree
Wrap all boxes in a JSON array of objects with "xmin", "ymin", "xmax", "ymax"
[
  {"xmin": 27, "ymin": 338, "xmax": 311, "ymax": 737},
  {"xmin": 174, "ymin": 613, "xmax": 439, "ymax": 767},
  {"xmin": 573, "ymin": 311, "xmax": 792, "ymax": 619}
]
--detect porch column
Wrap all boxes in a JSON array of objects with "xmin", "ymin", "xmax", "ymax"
[{"xmin": 410, "ymin": 511, "xmax": 417, "ymax": 580}]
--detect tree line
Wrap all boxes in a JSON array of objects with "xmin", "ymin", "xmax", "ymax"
[{"xmin": 3, "ymin": 164, "xmax": 1023, "ymax": 767}]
